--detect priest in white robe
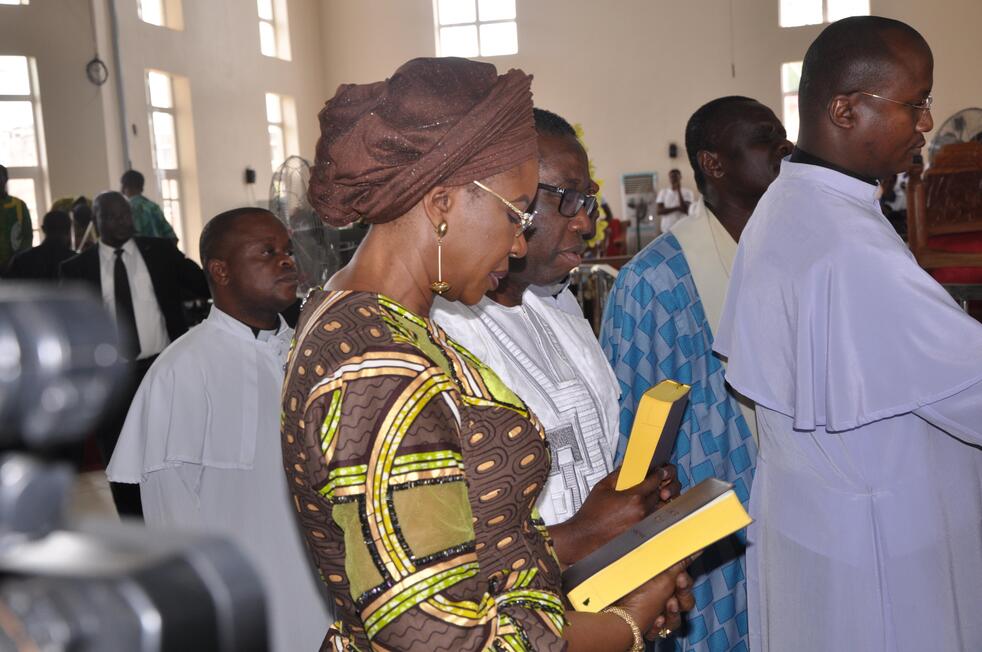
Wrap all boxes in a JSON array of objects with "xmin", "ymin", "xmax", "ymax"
[
  {"xmin": 107, "ymin": 208, "xmax": 332, "ymax": 652},
  {"xmin": 714, "ymin": 18, "xmax": 982, "ymax": 652}
]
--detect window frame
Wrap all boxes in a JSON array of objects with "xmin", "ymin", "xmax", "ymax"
[
  {"xmin": 781, "ymin": 61, "xmax": 803, "ymax": 143},
  {"xmin": 434, "ymin": 0, "xmax": 519, "ymax": 58},
  {"xmin": 265, "ymin": 92, "xmax": 299, "ymax": 173},
  {"xmin": 137, "ymin": 0, "xmax": 183, "ymax": 30},
  {"xmin": 1, "ymin": 54, "xmax": 49, "ymax": 244},
  {"xmin": 258, "ymin": 0, "xmax": 292, "ymax": 61},
  {"xmin": 144, "ymin": 69, "xmax": 186, "ymax": 244},
  {"xmin": 779, "ymin": 0, "xmax": 870, "ymax": 28}
]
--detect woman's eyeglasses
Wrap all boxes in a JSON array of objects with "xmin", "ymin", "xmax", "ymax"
[
  {"xmin": 534, "ymin": 183, "xmax": 600, "ymax": 220},
  {"xmin": 472, "ymin": 180, "xmax": 535, "ymax": 235}
]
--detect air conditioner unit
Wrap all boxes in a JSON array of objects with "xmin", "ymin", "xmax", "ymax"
[{"xmin": 621, "ymin": 172, "xmax": 658, "ymax": 253}]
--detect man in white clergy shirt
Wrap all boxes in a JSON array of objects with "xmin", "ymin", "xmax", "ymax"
[{"xmin": 107, "ymin": 208, "xmax": 332, "ymax": 652}]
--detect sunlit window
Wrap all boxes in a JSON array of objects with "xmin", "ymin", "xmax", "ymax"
[
  {"xmin": 435, "ymin": 0, "xmax": 518, "ymax": 58},
  {"xmin": 781, "ymin": 61, "xmax": 803, "ymax": 142},
  {"xmin": 138, "ymin": 0, "xmax": 164, "ymax": 25},
  {"xmin": 137, "ymin": 0, "xmax": 182, "ymax": 30},
  {"xmin": 779, "ymin": 0, "xmax": 869, "ymax": 28},
  {"xmin": 258, "ymin": 0, "xmax": 291, "ymax": 60},
  {"xmin": 265, "ymin": 92, "xmax": 298, "ymax": 172},
  {"xmin": 145, "ymin": 70, "xmax": 184, "ymax": 243},
  {"xmin": 0, "ymin": 0, "xmax": 30, "ymax": 5},
  {"xmin": 0, "ymin": 55, "xmax": 48, "ymax": 244}
]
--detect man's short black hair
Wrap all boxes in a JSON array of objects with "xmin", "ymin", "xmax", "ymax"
[
  {"xmin": 685, "ymin": 96, "xmax": 756, "ymax": 193},
  {"xmin": 798, "ymin": 16, "xmax": 928, "ymax": 125},
  {"xmin": 41, "ymin": 210, "xmax": 71, "ymax": 236},
  {"xmin": 533, "ymin": 107, "xmax": 577, "ymax": 139},
  {"xmin": 199, "ymin": 207, "xmax": 277, "ymax": 273},
  {"xmin": 120, "ymin": 169, "xmax": 145, "ymax": 192}
]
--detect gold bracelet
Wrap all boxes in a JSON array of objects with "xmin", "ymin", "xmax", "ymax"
[{"xmin": 600, "ymin": 606, "xmax": 644, "ymax": 652}]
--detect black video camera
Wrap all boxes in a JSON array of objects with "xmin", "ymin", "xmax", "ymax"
[{"xmin": 0, "ymin": 285, "xmax": 268, "ymax": 652}]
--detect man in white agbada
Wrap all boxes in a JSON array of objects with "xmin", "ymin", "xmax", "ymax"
[
  {"xmin": 107, "ymin": 208, "xmax": 331, "ymax": 652},
  {"xmin": 714, "ymin": 17, "xmax": 982, "ymax": 652},
  {"xmin": 433, "ymin": 108, "xmax": 679, "ymax": 568}
]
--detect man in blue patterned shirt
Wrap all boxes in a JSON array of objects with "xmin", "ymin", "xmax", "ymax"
[{"xmin": 601, "ymin": 97, "xmax": 791, "ymax": 652}]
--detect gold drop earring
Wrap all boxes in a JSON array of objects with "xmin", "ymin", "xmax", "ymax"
[{"xmin": 429, "ymin": 221, "xmax": 450, "ymax": 295}]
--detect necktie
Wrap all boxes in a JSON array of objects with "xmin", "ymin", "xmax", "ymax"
[{"xmin": 114, "ymin": 247, "xmax": 140, "ymax": 360}]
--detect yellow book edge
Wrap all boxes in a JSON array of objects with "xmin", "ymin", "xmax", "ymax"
[
  {"xmin": 567, "ymin": 491, "xmax": 752, "ymax": 612},
  {"xmin": 615, "ymin": 380, "xmax": 690, "ymax": 491}
]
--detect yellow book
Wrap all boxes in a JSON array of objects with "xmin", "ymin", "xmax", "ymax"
[
  {"xmin": 563, "ymin": 478, "xmax": 752, "ymax": 612},
  {"xmin": 615, "ymin": 380, "xmax": 690, "ymax": 491}
]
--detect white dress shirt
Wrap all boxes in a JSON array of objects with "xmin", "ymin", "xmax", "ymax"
[
  {"xmin": 656, "ymin": 187, "xmax": 696, "ymax": 234},
  {"xmin": 98, "ymin": 239, "xmax": 170, "ymax": 359}
]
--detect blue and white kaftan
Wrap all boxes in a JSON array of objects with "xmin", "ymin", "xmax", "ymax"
[{"xmin": 601, "ymin": 201, "xmax": 757, "ymax": 652}]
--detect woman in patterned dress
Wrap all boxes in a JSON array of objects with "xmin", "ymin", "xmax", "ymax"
[{"xmin": 281, "ymin": 57, "xmax": 693, "ymax": 652}]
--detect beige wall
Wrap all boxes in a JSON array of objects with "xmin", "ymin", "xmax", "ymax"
[
  {"xmin": 1, "ymin": 0, "xmax": 327, "ymax": 258},
  {"xmin": 0, "ymin": 1, "xmax": 115, "ymax": 211},
  {"xmin": 111, "ymin": 0, "xmax": 327, "ymax": 256},
  {"xmin": 318, "ymin": 0, "xmax": 982, "ymax": 222},
  {"xmin": 3, "ymin": 1, "xmax": 979, "ymax": 254}
]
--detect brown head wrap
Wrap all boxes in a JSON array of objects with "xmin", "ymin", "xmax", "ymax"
[{"xmin": 308, "ymin": 57, "xmax": 536, "ymax": 227}]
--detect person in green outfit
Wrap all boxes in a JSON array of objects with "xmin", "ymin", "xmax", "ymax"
[
  {"xmin": 120, "ymin": 169, "xmax": 178, "ymax": 243},
  {"xmin": 0, "ymin": 164, "xmax": 34, "ymax": 269}
]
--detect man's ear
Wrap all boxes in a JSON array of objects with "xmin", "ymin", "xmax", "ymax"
[
  {"xmin": 419, "ymin": 184, "xmax": 457, "ymax": 231},
  {"xmin": 698, "ymin": 150, "xmax": 724, "ymax": 182},
  {"xmin": 207, "ymin": 259, "xmax": 230, "ymax": 287},
  {"xmin": 828, "ymin": 95, "xmax": 857, "ymax": 129}
]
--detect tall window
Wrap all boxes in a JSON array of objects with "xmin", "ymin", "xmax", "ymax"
[
  {"xmin": 0, "ymin": 55, "xmax": 47, "ymax": 242},
  {"xmin": 435, "ymin": 0, "xmax": 518, "ymax": 58},
  {"xmin": 0, "ymin": 1, "xmax": 30, "ymax": 5},
  {"xmin": 138, "ymin": 0, "xmax": 164, "ymax": 25},
  {"xmin": 265, "ymin": 93, "xmax": 298, "ymax": 172},
  {"xmin": 258, "ymin": 0, "xmax": 291, "ymax": 60},
  {"xmin": 779, "ymin": 0, "xmax": 869, "ymax": 28},
  {"xmin": 146, "ymin": 70, "xmax": 184, "ymax": 243},
  {"xmin": 138, "ymin": 0, "xmax": 182, "ymax": 29},
  {"xmin": 781, "ymin": 61, "xmax": 803, "ymax": 143}
]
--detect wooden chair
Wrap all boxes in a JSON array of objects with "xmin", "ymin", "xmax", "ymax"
[{"xmin": 906, "ymin": 142, "xmax": 982, "ymax": 282}]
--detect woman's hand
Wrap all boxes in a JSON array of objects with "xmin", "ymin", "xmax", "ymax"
[{"xmin": 549, "ymin": 464, "xmax": 682, "ymax": 565}]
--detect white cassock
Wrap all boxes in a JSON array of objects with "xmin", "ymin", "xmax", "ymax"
[
  {"xmin": 432, "ymin": 290, "xmax": 619, "ymax": 526},
  {"xmin": 715, "ymin": 159, "xmax": 982, "ymax": 652},
  {"xmin": 107, "ymin": 307, "xmax": 332, "ymax": 652}
]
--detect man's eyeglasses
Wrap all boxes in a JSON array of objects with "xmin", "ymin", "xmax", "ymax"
[
  {"xmin": 472, "ymin": 180, "xmax": 535, "ymax": 235},
  {"xmin": 857, "ymin": 91, "xmax": 933, "ymax": 113},
  {"xmin": 534, "ymin": 183, "xmax": 600, "ymax": 221}
]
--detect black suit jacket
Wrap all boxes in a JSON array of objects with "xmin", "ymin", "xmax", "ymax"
[
  {"xmin": 59, "ymin": 237, "xmax": 210, "ymax": 342},
  {"xmin": 4, "ymin": 239, "xmax": 76, "ymax": 280}
]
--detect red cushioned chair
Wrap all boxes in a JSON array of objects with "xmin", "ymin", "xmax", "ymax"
[{"xmin": 907, "ymin": 142, "xmax": 982, "ymax": 313}]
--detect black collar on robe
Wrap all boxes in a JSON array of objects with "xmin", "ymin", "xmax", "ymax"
[{"xmin": 790, "ymin": 147, "xmax": 879, "ymax": 186}]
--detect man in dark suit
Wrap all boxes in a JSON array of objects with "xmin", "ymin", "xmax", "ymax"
[
  {"xmin": 4, "ymin": 210, "xmax": 75, "ymax": 280},
  {"xmin": 60, "ymin": 191, "xmax": 209, "ymax": 517}
]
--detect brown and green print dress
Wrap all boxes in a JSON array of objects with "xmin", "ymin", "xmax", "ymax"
[{"xmin": 281, "ymin": 290, "xmax": 568, "ymax": 651}]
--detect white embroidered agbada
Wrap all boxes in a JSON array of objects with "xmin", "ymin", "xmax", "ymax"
[
  {"xmin": 107, "ymin": 307, "xmax": 332, "ymax": 652},
  {"xmin": 431, "ymin": 290, "xmax": 618, "ymax": 526},
  {"xmin": 714, "ymin": 159, "xmax": 982, "ymax": 652}
]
